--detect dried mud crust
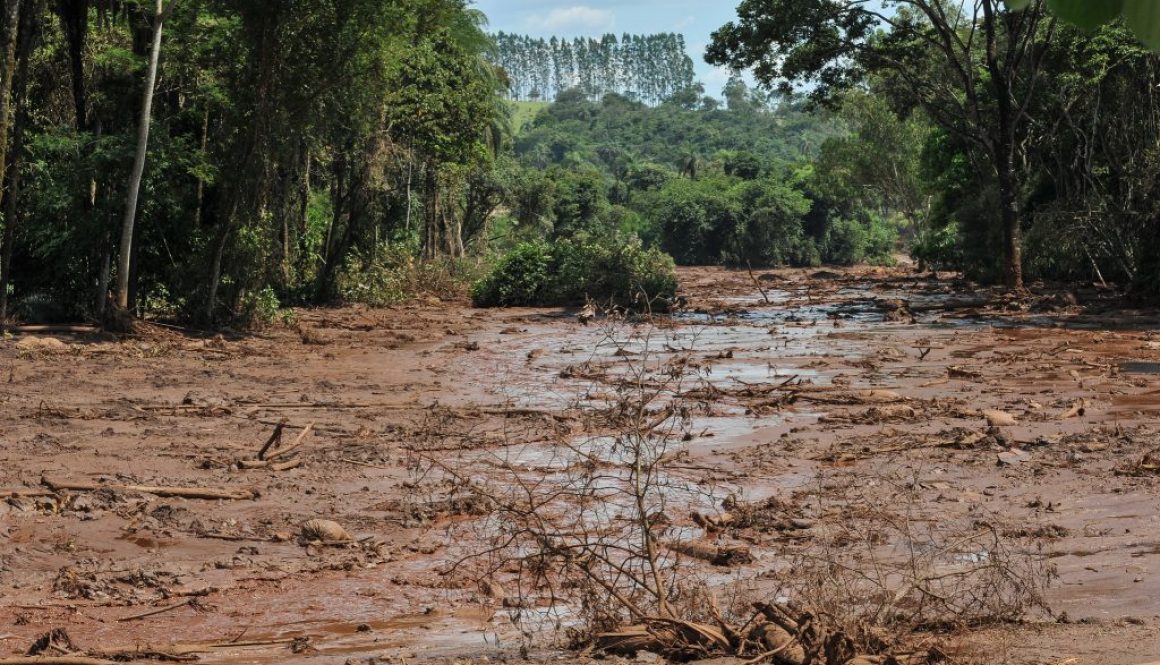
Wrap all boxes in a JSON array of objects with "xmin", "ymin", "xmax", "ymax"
[{"xmin": 0, "ymin": 268, "xmax": 1158, "ymax": 664}]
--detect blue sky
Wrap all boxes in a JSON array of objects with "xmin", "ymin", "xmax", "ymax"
[{"xmin": 472, "ymin": 1, "xmax": 745, "ymax": 95}]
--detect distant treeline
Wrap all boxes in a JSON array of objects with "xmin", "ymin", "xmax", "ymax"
[{"xmin": 490, "ymin": 32, "xmax": 696, "ymax": 105}]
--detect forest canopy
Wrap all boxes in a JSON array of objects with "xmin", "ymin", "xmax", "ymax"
[{"xmin": 1, "ymin": 0, "xmax": 1160, "ymax": 328}]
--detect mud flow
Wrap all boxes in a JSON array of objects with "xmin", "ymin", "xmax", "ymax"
[{"xmin": 3, "ymin": 265, "xmax": 1160, "ymax": 665}]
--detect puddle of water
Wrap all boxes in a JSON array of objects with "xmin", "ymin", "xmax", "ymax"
[{"xmin": 1121, "ymin": 361, "xmax": 1160, "ymax": 375}]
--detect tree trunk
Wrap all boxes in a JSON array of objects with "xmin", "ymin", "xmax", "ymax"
[
  {"xmin": 996, "ymin": 155, "xmax": 1023, "ymax": 289},
  {"xmin": 204, "ymin": 224, "xmax": 228, "ymax": 323},
  {"xmin": 981, "ymin": 0, "xmax": 1024, "ymax": 290},
  {"xmin": 193, "ymin": 107, "xmax": 208, "ymax": 226},
  {"xmin": 0, "ymin": 0, "xmax": 34, "ymax": 321},
  {"xmin": 57, "ymin": 0, "xmax": 88, "ymax": 132},
  {"xmin": 114, "ymin": 0, "xmax": 164, "ymax": 313},
  {"xmin": 422, "ymin": 163, "xmax": 439, "ymax": 260}
]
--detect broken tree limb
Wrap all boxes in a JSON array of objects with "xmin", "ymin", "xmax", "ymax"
[
  {"xmin": 265, "ymin": 422, "xmax": 314, "ymax": 461},
  {"xmin": 116, "ymin": 598, "xmax": 195, "ymax": 622},
  {"xmin": 255, "ymin": 421, "xmax": 285, "ymax": 461},
  {"xmin": 41, "ymin": 477, "xmax": 256, "ymax": 501},
  {"xmin": 0, "ymin": 654, "xmax": 121, "ymax": 659},
  {"xmin": 268, "ymin": 458, "xmax": 302, "ymax": 472},
  {"xmin": 237, "ymin": 458, "xmax": 302, "ymax": 472},
  {"xmin": 89, "ymin": 639, "xmax": 298, "ymax": 661}
]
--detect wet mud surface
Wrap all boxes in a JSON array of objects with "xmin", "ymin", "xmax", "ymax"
[{"xmin": 2, "ymin": 265, "xmax": 1160, "ymax": 664}]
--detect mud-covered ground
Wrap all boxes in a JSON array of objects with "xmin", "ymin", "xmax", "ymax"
[{"xmin": 2, "ymin": 265, "xmax": 1160, "ymax": 665}]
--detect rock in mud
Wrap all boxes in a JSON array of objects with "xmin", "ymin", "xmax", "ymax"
[{"xmin": 300, "ymin": 519, "xmax": 352, "ymax": 543}]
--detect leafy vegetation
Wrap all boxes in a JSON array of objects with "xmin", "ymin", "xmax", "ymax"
[
  {"xmin": 710, "ymin": 0, "xmax": 1160, "ymax": 294},
  {"xmin": 471, "ymin": 235, "xmax": 676, "ymax": 310},
  {"xmin": 4, "ymin": 0, "xmax": 1160, "ymax": 328},
  {"xmin": 0, "ymin": 0, "xmax": 508, "ymax": 325}
]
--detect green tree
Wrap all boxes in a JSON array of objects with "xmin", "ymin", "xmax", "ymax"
[{"xmin": 708, "ymin": 0, "xmax": 1056, "ymax": 289}]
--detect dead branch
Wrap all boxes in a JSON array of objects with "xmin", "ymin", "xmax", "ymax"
[
  {"xmin": 41, "ymin": 477, "xmax": 256, "ymax": 500},
  {"xmin": 116, "ymin": 598, "xmax": 196, "ymax": 622},
  {"xmin": 264, "ymin": 422, "xmax": 314, "ymax": 461},
  {"xmin": 0, "ymin": 654, "xmax": 118, "ymax": 659}
]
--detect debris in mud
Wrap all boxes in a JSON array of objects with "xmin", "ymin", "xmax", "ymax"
[
  {"xmin": 664, "ymin": 539, "xmax": 753, "ymax": 566},
  {"xmin": 41, "ymin": 476, "xmax": 257, "ymax": 501},
  {"xmin": 14, "ymin": 335, "xmax": 71, "ymax": 353},
  {"xmin": 982, "ymin": 409, "xmax": 1018, "ymax": 427},
  {"xmin": 300, "ymin": 519, "xmax": 353, "ymax": 544},
  {"xmin": 26, "ymin": 628, "xmax": 81, "ymax": 656},
  {"xmin": 370, "ymin": 492, "xmax": 493, "ymax": 525},
  {"xmin": 1118, "ymin": 448, "xmax": 1160, "ymax": 476}
]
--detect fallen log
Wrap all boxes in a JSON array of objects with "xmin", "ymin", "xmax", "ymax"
[
  {"xmin": 0, "ymin": 654, "xmax": 118, "ymax": 659},
  {"xmin": 41, "ymin": 477, "xmax": 256, "ymax": 501}
]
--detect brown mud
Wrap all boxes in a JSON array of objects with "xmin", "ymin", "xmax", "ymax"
[{"xmin": 2, "ymin": 265, "xmax": 1160, "ymax": 664}]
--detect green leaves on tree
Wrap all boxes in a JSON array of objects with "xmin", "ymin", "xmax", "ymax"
[{"xmin": 1006, "ymin": 0, "xmax": 1160, "ymax": 49}]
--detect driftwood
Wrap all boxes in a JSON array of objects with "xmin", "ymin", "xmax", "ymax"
[
  {"xmin": 89, "ymin": 638, "xmax": 298, "ymax": 660},
  {"xmin": 241, "ymin": 422, "xmax": 313, "ymax": 470},
  {"xmin": 264, "ymin": 423, "xmax": 314, "ymax": 461},
  {"xmin": 117, "ymin": 598, "xmax": 196, "ymax": 622},
  {"xmin": 238, "ymin": 458, "xmax": 303, "ymax": 472},
  {"xmin": 0, "ymin": 658, "xmax": 120, "ymax": 665},
  {"xmin": 665, "ymin": 539, "xmax": 753, "ymax": 566},
  {"xmin": 255, "ymin": 422, "xmax": 286, "ymax": 460},
  {"xmin": 41, "ymin": 477, "xmax": 256, "ymax": 501}
]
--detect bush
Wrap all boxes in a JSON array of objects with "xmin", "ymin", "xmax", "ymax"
[
  {"xmin": 821, "ymin": 214, "xmax": 898, "ymax": 266},
  {"xmin": 338, "ymin": 244, "xmax": 483, "ymax": 306},
  {"xmin": 727, "ymin": 178, "xmax": 812, "ymax": 267},
  {"xmin": 469, "ymin": 241, "xmax": 554, "ymax": 307},
  {"xmin": 910, "ymin": 221, "xmax": 963, "ymax": 272},
  {"xmin": 473, "ymin": 235, "xmax": 677, "ymax": 310}
]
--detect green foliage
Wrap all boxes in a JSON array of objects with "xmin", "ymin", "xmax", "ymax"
[
  {"xmin": 649, "ymin": 177, "xmax": 739, "ymax": 265},
  {"xmin": 339, "ymin": 244, "xmax": 482, "ymax": 306},
  {"xmin": 1006, "ymin": 0, "xmax": 1160, "ymax": 49},
  {"xmin": 237, "ymin": 285, "xmax": 282, "ymax": 330},
  {"xmin": 727, "ymin": 178, "xmax": 815, "ymax": 266},
  {"xmin": 821, "ymin": 214, "xmax": 898, "ymax": 266},
  {"xmin": 470, "ymin": 241, "xmax": 554, "ymax": 307},
  {"xmin": 910, "ymin": 222, "xmax": 964, "ymax": 272},
  {"xmin": 472, "ymin": 236, "xmax": 677, "ymax": 309}
]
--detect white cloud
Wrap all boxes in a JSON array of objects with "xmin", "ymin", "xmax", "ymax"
[
  {"xmin": 674, "ymin": 15, "xmax": 695, "ymax": 30},
  {"xmin": 524, "ymin": 6, "xmax": 615, "ymax": 33}
]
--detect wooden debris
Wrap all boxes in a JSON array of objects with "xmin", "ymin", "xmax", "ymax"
[
  {"xmin": 1059, "ymin": 399, "xmax": 1086, "ymax": 419},
  {"xmin": 41, "ymin": 477, "xmax": 256, "ymax": 501},
  {"xmin": 300, "ymin": 519, "xmax": 351, "ymax": 543},
  {"xmin": 665, "ymin": 539, "xmax": 753, "ymax": 566},
  {"xmin": 256, "ymin": 422, "xmax": 286, "ymax": 461},
  {"xmin": 117, "ymin": 598, "xmax": 197, "ymax": 622},
  {"xmin": 264, "ymin": 422, "xmax": 314, "ymax": 461},
  {"xmin": 982, "ymin": 409, "xmax": 1018, "ymax": 427},
  {"xmin": 0, "ymin": 658, "xmax": 120, "ymax": 665}
]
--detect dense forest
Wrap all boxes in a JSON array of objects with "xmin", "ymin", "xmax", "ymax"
[
  {"xmin": 490, "ymin": 32, "xmax": 696, "ymax": 104},
  {"xmin": 0, "ymin": 0, "xmax": 507, "ymax": 327},
  {"xmin": 0, "ymin": 0, "xmax": 1159, "ymax": 328}
]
